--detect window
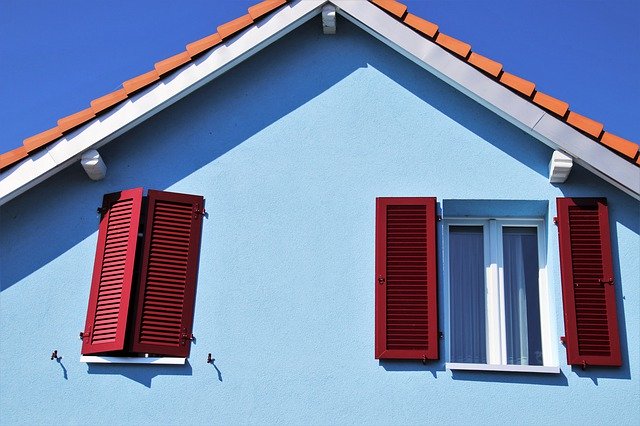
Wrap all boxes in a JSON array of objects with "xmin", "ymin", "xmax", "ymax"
[
  {"xmin": 443, "ymin": 218, "xmax": 558, "ymax": 373},
  {"xmin": 80, "ymin": 188, "xmax": 204, "ymax": 364},
  {"xmin": 375, "ymin": 197, "xmax": 622, "ymax": 370}
]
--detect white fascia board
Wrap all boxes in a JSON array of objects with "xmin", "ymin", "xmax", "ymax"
[
  {"xmin": 333, "ymin": 0, "xmax": 545, "ymax": 130},
  {"xmin": 0, "ymin": 149, "xmax": 58, "ymax": 205},
  {"xmin": 0, "ymin": 0, "xmax": 325, "ymax": 206},
  {"xmin": 532, "ymin": 114, "xmax": 640, "ymax": 198},
  {"xmin": 333, "ymin": 0, "xmax": 640, "ymax": 200},
  {"xmin": 2, "ymin": 0, "xmax": 638, "ymax": 204}
]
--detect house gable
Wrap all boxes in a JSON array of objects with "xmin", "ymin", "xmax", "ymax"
[
  {"xmin": 1, "ymin": 13, "xmax": 639, "ymax": 425},
  {"xmin": 0, "ymin": 0, "xmax": 638, "ymax": 205}
]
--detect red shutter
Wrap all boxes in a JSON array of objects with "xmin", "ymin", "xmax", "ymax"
[
  {"xmin": 556, "ymin": 198, "xmax": 621, "ymax": 366},
  {"xmin": 375, "ymin": 197, "xmax": 438, "ymax": 360},
  {"xmin": 81, "ymin": 188, "xmax": 143, "ymax": 355},
  {"xmin": 131, "ymin": 190, "xmax": 204, "ymax": 357}
]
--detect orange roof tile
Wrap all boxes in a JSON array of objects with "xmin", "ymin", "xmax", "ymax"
[
  {"xmin": 217, "ymin": 14, "xmax": 254, "ymax": 40},
  {"xmin": 123, "ymin": 70, "xmax": 160, "ymax": 95},
  {"xmin": 186, "ymin": 34, "xmax": 222, "ymax": 58},
  {"xmin": 532, "ymin": 91, "xmax": 569, "ymax": 117},
  {"xmin": 403, "ymin": 13, "xmax": 438, "ymax": 38},
  {"xmin": 57, "ymin": 108, "xmax": 96, "ymax": 133},
  {"xmin": 1, "ymin": 0, "xmax": 637, "ymax": 174},
  {"xmin": 370, "ymin": 0, "xmax": 407, "ymax": 19},
  {"xmin": 0, "ymin": 146, "xmax": 28, "ymax": 169},
  {"xmin": 248, "ymin": 0, "xmax": 287, "ymax": 21},
  {"xmin": 499, "ymin": 72, "xmax": 535, "ymax": 97},
  {"xmin": 155, "ymin": 51, "xmax": 192, "ymax": 77},
  {"xmin": 0, "ymin": 0, "xmax": 295, "ymax": 173},
  {"xmin": 90, "ymin": 89, "xmax": 128, "ymax": 115},
  {"xmin": 600, "ymin": 132, "xmax": 639, "ymax": 160},
  {"xmin": 467, "ymin": 52, "xmax": 502, "ymax": 78},
  {"xmin": 367, "ymin": 0, "xmax": 637, "ymax": 168},
  {"xmin": 566, "ymin": 111, "xmax": 604, "ymax": 138},
  {"xmin": 23, "ymin": 127, "xmax": 63, "ymax": 153},
  {"xmin": 435, "ymin": 33, "xmax": 471, "ymax": 58}
]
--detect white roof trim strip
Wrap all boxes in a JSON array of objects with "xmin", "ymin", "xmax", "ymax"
[
  {"xmin": 333, "ymin": 0, "xmax": 639, "ymax": 199},
  {"xmin": 0, "ymin": 0, "xmax": 325, "ymax": 205},
  {"xmin": 1, "ymin": 0, "xmax": 638, "ymax": 204}
]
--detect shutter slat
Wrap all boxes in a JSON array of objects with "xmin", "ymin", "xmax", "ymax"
[
  {"xmin": 375, "ymin": 197, "xmax": 438, "ymax": 360},
  {"xmin": 556, "ymin": 198, "xmax": 621, "ymax": 366},
  {"xmin": 81, "ymin": 188, "xmax": 143, "ymax": 355},
  {"xmin": 131, "ymin": 190, "xmax": 204, "ymax": 357}
]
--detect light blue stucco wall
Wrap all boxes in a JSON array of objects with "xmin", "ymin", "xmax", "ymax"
[{"xmin": 1, "ymin": 17, "xmax": 639, "ymax": 425}]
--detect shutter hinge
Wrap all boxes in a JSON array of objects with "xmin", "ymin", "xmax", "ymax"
[
  {"xmin": 422, "ymin": 355, "xmax": 427, "ymax": 365},
  {"xmin": 79, "ymin": 329, "xmax": 91, "ymax": 341},
  {"xmin": 582, "ymin": 360, "xmax": 588, "ymax": 370},
  {"xmin": 560, "ymin": 336, "xmax": 566, "ymax": 345},
  {"xmin": 439, "ymin": 331, "xmax": 444, "ymax": 340},
  {"xmin": 195, "ymin": 207, "xmax": 206, "ymax": 216},
  {"xmin": 553, "ymin": 216, "xmax": 558, "ymax": 225},
  {"xmin": 598, "ymin": 277, "xmax": 614, "ymax": 286},
  {"xmin": 436, "ymin": 214, "xmax": 442, "ymax": 222},
  {"xmin": 97, "ymin": 206, "xmax": 108, "ymax": 215},
  {"xmin": 180, "ymin": 330, "xmax": 195, "ymax": 346},
  {"xmin": 377, "ymin": 275, "xmax": 385, "ymax": 285}
]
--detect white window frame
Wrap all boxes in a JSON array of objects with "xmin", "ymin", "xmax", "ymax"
[{"xmin": 443, "ymin": 217, "xmax": 559, "ymax": 374}]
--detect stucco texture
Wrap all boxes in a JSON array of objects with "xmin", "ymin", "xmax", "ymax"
[{"xmin": 1, "ymin": 16, "xmax": 639, "ymax": 425}]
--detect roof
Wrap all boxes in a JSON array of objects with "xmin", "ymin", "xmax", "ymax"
[
  {"xmin": 370, "ymin": 0, "xmax": 639, "ymax": 164},
  {"xmin": 1, "ymin": 0, "xmax": 638, "ymax": 203}
]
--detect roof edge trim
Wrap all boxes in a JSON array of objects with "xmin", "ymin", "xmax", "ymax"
[
  {"xmin": 1, "ymin": 0, "xmax": 638, "ymax": 204},
  {"xmin": 0, "ymin": 0, "xmax": 326, "ymax": 206},
  {"xmin": 333, "ymin": 0, "xmax": 639, "ymax": 199}
]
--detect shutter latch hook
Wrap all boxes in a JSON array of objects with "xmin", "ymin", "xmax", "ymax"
[
  {"xmin": 598, "ymin": 278, "xmax": 614, "ymax": 286},
  {"xmin": 180, "ymin": 330, "xmax": 195, "ymax": 345}
]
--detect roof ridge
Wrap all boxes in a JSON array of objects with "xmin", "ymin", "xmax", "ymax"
[
  {"xmin": 1, "ymin": 0, "xmax": 638, "ymax": 171},
  {"xmin": 0, "ymin": 0, "xmax": 289, "ymax": 171},
  {"xmin": 370, "ymin": 0, "xmax": 639, "ymax": 166}
]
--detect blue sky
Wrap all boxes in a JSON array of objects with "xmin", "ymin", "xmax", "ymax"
[{"xmin": 1, "ymin": 0, "xmax": 638, "ymax": 154}]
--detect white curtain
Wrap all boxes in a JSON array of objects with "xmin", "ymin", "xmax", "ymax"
[
  {"xmin": 449, "ymin": 226, "xmax": 486, "ymax": 364},
  {"xmin": 503, "ymin": 227, "xmax": 542, "ymax": 366}
]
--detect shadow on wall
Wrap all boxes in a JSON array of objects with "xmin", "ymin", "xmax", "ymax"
[
  {"xmin": 1, "ymin": 16, "xmax": 367, "ymax": 290},
  {"xmin": 1, "ymin": 15, "xmax": 634, "ymax": 296},
  {"xmin": 380, "ymin": 360, "xmax": 571, "ymax": 386},
  {"xmin": 87, "ymin": 362, "xmax": 193, "ymax": 388},
  {"xmin": 367, "ymin": 45, "xmax": 554, "ymax": 181},
  {"xmin": 451, "ymin": 369, "xmax": 568, "ymax": 386},
  {"xmin": 571, "ymin": 365, "xmax": 628, "ymax": 385},
  {"xmin": 379, "ymin": 360, "xmax": 445, "ymax": 378}
]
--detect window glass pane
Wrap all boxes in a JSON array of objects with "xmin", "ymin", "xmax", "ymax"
[
  {"xmin": 503, "ymin": 227, "xmax": 542, "ymax": 365},
  {"xmin": 449, "ymin": 226, "xmax": 486, "ymax": 364}
]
